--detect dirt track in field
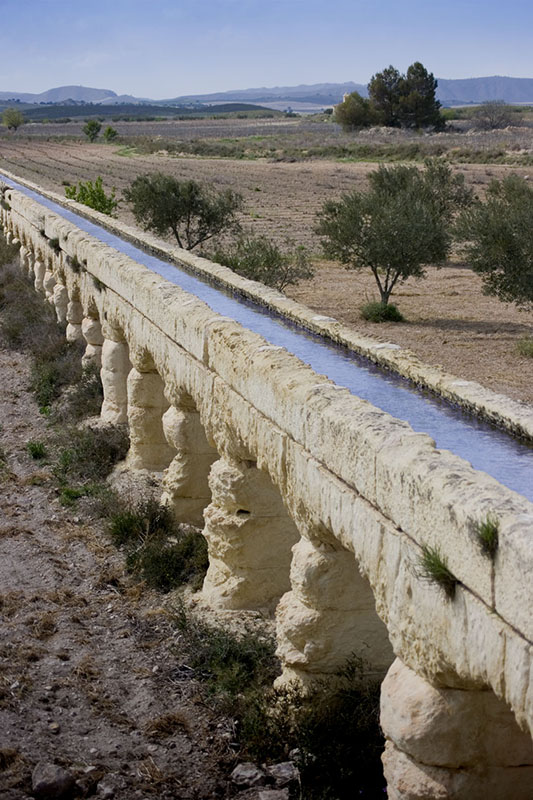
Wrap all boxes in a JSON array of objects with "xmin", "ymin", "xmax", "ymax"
[{"xmin": 1, "ymin": 136, "xmax": 532, "ymax": 405}]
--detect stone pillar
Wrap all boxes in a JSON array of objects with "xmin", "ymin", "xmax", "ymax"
[
  {"xmin": 126, "ymin": 368, "xmax": 176, "ymax": 471},
  {"xmin": 19, "ymin": 245, "xmax": 30, "ymax": 274},
  {"xmin": 66, "ymin": 300, "xmax": 84, "ymax": 343},
  {"xmin": 381, "ymin": 658, "xmax": 533, "ymax": 800},
  {"xmin": 100, "ymin": 323, "xmax": 131, "ymax": 425},
  {"xmin": 276, "ymin": 534, "xmax": 393, "ymax": 687},
  {"xmin": 43, "ymin": 264, "xmax": 56, "ymax": 303},
  {"xmin": 53, "ymin": 282, "xmax": 68, "ymax": 324},
  {"xmin": 161, "ymin": 400, "xmax": 217, "ymax": 526},
  {"xmin": 82, "ymin": 316, "xmax": 104, "ymax": 369},
  {"xmin": 33, "ymin": 259, "xmax": 46, "ymax": 293},
  {"xmin": 201, "ymin": 457, "xmax": 299, "ymax": 611}
]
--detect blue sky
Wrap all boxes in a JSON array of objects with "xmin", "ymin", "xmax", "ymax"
[{"xmin": 1, "ymin": 0, "xmax": 532, "ymax": 96}]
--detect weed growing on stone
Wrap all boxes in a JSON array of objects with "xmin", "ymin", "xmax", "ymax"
[
  {"xmin": 418, "ymin": 545, "xmax": 458, "ymax": 598},
  {"xmin": 474, "ymin": 515, "xmax": 499, "ymax": 559},
  {"xmin": 108, "ymin": 499, "xmax": 208, "ymax": 592}
]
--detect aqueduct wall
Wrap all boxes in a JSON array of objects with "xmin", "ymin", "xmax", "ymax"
[{"xmin": 2, "ymin": 181, "xmax": 533, "ymax": 799}]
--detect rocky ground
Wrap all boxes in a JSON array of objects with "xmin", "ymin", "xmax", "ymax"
[{"xmin": 0, "ymin": 346, "xmax": 292, "ymax": 800}]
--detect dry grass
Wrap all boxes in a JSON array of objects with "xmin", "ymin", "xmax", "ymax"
[{"xmin": 144, "ymin": 710, "xmax": 191, "ymax": 738}]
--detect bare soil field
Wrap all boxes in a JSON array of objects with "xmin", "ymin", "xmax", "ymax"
[
  {"xmin": 1, "ymin": 129, "xmax": 532, "ymax": 405},
  {"xmin": 0, "ymin": 346, "xmax": 243, "ymax": 800}
]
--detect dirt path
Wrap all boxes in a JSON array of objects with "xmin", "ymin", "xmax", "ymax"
[{"xmin": 0, "ymin": 347, "xmax": 237, "ymax": 799}]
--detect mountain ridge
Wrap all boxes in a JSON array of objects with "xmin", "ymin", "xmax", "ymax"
[{"xmin": 2, "ymin": 76, "xmax": 533, "ymax": 108}]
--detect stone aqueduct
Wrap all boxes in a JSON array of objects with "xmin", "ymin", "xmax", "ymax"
[{"xmin": 2, "ymin": 179, "xmax": 533, "ymax": 799}]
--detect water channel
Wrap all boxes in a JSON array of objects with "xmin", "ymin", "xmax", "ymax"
[{"xmin": 3, "ymin": 174, "xmax": 533, "ymax": 503}]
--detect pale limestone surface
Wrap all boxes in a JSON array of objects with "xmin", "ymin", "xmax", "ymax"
[{"xmin": 3, "ymin": 180, "xmax": 533, "ymax": 800}]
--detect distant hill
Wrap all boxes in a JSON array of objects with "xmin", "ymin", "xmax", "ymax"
[
  {"xmin": 2, "ymin": 76, "xmax": 533, "ymax": 110},
  {"xmin": 0, "ymin": 85, "xmax": 117, "ymax": 103},
  {"xmin": 436, "ymin": 76, "xmax": 533, "ymax": 105},
  {"xmin": 163, "ymin": 81, "xmax": 368, "ymax": 107}
]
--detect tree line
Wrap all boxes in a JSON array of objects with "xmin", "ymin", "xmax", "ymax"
[
  {"xmin": 336, "ymin": 62, "xmax": 444, "ymax": 131},
  {"xmin": 65, "ymin": 165, "xmax": 533, "ymax": 325}
]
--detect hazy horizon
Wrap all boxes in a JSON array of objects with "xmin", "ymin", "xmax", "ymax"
[{"xmin": 2, "ymin": 0, "xmax": 532, "ymax": 97}]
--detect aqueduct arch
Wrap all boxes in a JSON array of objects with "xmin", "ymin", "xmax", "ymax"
[{"xmin": 2, "ymin": 182, "xmax": 533, "ymax": 798}]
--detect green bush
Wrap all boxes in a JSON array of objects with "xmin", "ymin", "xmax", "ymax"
[
  {"xmin": 211, "ymin": 233, "xmax": 314, "ymax": 291},
  {"xmin": 361, "ymin": 301, "xmax": 404, "ymax": 322},
  {"xmin": 171, "ymin": 600, "xmax": 385, "ymax": 798},
  {"xmin": 65, "ymin": 177, "xmax": 118, "ymax": 216},
  {"xmin": 54, "ymin": 424, "xmax": 129, "ymax": 484},
  {"xmin": 108, "ymin": 498, "xmax": 208, "ymax": 592}
]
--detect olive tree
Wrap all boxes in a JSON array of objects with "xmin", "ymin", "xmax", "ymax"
[
  {"xmin": 124, "ymin": 172, "xmax": 242, "ymax": 250},
  {"xmin": 83, "ymin": 120, "xmax": 101, "ymax": 142},
  {"xmin": 316, "ymin": 161, "xmax": 471, "ymax": 308},
  {"xmin": 457, "ymin": 175, "xmax": 533, "ymax": 308},
  {"xmin": 2, "ymin": 108, "xmax": 24, "ymax": 131}
]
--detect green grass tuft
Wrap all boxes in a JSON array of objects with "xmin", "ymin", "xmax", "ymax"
[
  {"xmin": 26, "ymin": 440, "xmax": 47, "ymax": 459},
  {"xmin": 517, "ymin": 337, "xmax": 533, "ymax": 358},
  {"xmin": 474, "ymin": 516, "xmax": 499, "ymax": 559},
  {"xmin": 418, "ymin": 545, "xmax": 457, "ymax": 598}
]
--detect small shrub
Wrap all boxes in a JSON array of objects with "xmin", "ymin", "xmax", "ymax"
[
  {"xmin": 103, "ymin": 126, "xmax": 118, "ymax": 143},
  {"xmin": 171, "ymin": 600, "xmax": 278, "ymax": 696},
  {"xmin": 171, "ymin": 601, "xmax": 385, "ymax": 797},
  {"xmin": 53, "ymin": 363, "xmax": 103, "ymax": 422},
  {"xmin": 59, "ymin": 482, "xmax": 110, "ymax": 508},
  {"xmin": 211, "ymin": 233, "xmax": 314, "ymax": 291},
  {"xmin": 54, "ymin": 424, "xmax": 129, "ymax": 484},
  {"xmin": 418, "ymin": 545, "xmax": 457, "ymax": 598},
  {"xmin": 48, "ymin": 237, "xmax": 61, "ymax": 253},
  {"xmin": 361, "ymin": 301, "xmax": 405, "ymax": 322},
  {"xmin": 517, "ymin": 337, "xmax": 533, "ymax": 358},
  {"xmin": 65, "ymin": 177, "xmax": 118, "ymax": 216},
  {"xmin": 108, "ymin": 499, "xmax": 208, "ymax": 592},
  {"xmin": 26, "ymin": 440, "xmax": 47, "ymax": 459},
  {"xmin": 474, "ymin": 516, "xmax": 499, "ymax": 559}
]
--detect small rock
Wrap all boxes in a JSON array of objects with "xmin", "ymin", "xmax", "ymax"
[
  {"xmin": 32, "ymin": 762, "xmax": 76, "ymax": 799},
  {"xmin": 48, "ymin": 722, "xmax": 60, "ymax": 735},
  {"xmin": 265, "ymin": 762, "xmax": 299, "ymax": 787},
  {"xmin": 258, "ymin": 791, "xmax": 289, "ymax": 800},
  {"xmin": 231, "ymin": 762, "xmax": 267, "ymax": 787}
]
